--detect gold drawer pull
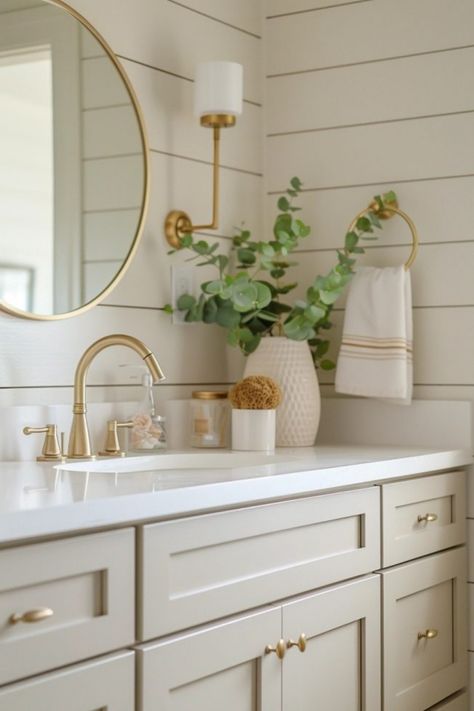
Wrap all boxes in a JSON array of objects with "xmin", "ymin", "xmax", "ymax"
[
  {"xmin": 418, "ymin": 628, "xmax": 438, "ymax": 641},
  {"xmin": 417, "ymin": 513, "xmax": 438, "ymax": 523},
  {"xmin": 287, "ymin": 633, "xmax": 307, "ymax": 653},
  {"xmin": 265, "ymin": 639, "xmax": 286, "ymax": 660},
  {"xmin": 9, "ymin": 607, "xmax": 54, "ymax": 625}
]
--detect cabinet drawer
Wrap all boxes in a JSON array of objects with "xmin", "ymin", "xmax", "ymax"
[
  {"xmin": 139, "ymin": 486, "xmax": 380, "ymax": 639},
  {"xmin": 382, "ymin": 548, "xmax": 467, "ymax": 711},
  {"xmin": 427, "ymin": 691, "xmax": 468, "ymax": 710},
  {"xmin": 0, "ymin": 651, "xmax": 134, "ymax": 711},
  {"xmin": 0, "ymin": 528, "xmax": 135, "ymax": 685},
  {"xmin": 382, "ymin": 471, "xmax": 466, "ymax": 567}
]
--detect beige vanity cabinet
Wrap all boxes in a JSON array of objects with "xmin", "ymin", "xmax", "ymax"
[
  {"xmin": 0, "ymin": 651, "xmax": 134, "ymax": 711},
  {"xmin": 138, "ymin": 574, "xmax": 381, "ymax": 711},
  {"xmin": 0, "ymin": 466, "xmax": 468, "ymax": 711}
]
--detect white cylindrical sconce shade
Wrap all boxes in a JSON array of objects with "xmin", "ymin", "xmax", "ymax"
[{"xmin": 194, "ymin": 61, "xmax": 243, "ymax": 118}]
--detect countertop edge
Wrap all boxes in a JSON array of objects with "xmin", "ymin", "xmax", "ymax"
[{"xmin": 0, "ymin": 448, "xmax": 471, "ymax": 547}]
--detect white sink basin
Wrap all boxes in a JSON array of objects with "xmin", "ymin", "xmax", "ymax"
[{"xmin": 57, "ymin": 451, "xmax": 296, "ymax": 474}]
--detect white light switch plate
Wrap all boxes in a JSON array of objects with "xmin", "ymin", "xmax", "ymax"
[{"xmin": 171, "ymin": 265, "xmax": 196, "ymax": 324}]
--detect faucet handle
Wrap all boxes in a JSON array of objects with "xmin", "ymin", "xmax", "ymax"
[
  {"xmin": 23, "ymin": 424, "xmax": 62, "ymax": 461},
  {"xmin": 98, "ymin": 419, "xmax": 134, "ymax": 457}
]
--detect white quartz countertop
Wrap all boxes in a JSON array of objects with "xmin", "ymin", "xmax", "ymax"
[{"xmin": 0, "ymin": 445, "xmax": 471, "ymax": 546}]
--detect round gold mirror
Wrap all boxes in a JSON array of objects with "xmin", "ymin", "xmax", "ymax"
[{"xmin": 0, "ymin": 0, "xmax": 149, "ymax": 320}]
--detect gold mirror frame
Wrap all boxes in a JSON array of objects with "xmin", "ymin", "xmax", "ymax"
[{"xmin": 0, "ymin": 0, "xmax": 150, "ymax": 321}]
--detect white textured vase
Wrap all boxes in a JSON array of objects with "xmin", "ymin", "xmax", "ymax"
[{"xmin": 244, "ymin": 337, "xmax": 321, "ymax": 447}]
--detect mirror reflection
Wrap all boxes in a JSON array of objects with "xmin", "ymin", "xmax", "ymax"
[{"xmin": 0, "ymin": 0, "xmax": 147, "ymax": 317}]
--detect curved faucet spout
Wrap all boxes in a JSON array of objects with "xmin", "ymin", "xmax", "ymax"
[{"xmin": 68, "ymin": 334, "xmax": 165, "ymax": 459}]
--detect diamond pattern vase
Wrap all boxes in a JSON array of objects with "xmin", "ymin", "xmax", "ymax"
[{"xmin": 243, "ymin": 337, "xmax": 320, "ymax": 447}]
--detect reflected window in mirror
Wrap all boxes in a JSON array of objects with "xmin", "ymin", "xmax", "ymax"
[{"xmin": 0, "ymin": 45, "xmax": 54, "ymax": 314}]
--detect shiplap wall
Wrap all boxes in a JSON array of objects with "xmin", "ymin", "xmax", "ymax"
[
  {"xmin": 80, "ymin": 26, "xmax": 142, "ymax": 303},
  {"xmin": 0, "ymin": 0, "xmax": 260, "ymax": 408},
  {"xmin": 264, "ymin": 0, "xmax": 474, "ymax": 699}
]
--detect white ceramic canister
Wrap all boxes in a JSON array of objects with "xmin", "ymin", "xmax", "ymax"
[{"xmin": 231, "ymin": 409, "xmax": 276, "ymax": 452}]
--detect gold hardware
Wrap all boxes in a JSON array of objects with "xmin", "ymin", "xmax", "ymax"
[
  {"xmin": 192, "ymin": 391, "xmax": 228, "ymax": 400},
  {"xmin": 265, "ymin": 639, "xmax": 286, "ymax": 660},
  {"xmin": 347, "ymin": 200, "xmax": 419, "ymax": 270},
  {"xmin": 9, "ymin": 607, "xmax": 54, "ymax": 625},
  {"xmin": 287, "ymin": 633, "xmax": 307, "ymax": 653},
  {"xmin": 417, "ymin": 512, "xmax": 438, "ymax": 523},
  {"xmin": 98, "ymin": 419, "xmax": 134, "ymax": 457},
  {"xmin": 67, "ymin": 335, "xmax": 165, "ymax": 459},
  {"xmin": 23, "ymin": 424, "xmax": 62, "ymax": 461},
  {"xmin": 164, "ymin": 114, "xmax": 236, "ymax": 249},
  {"xmin": 418, "ymin": 628, "xmax": 439, "ymax": 641},
  {"xmin": 0, "ymin": 0, "xmax": 150, "ymax": 323}
]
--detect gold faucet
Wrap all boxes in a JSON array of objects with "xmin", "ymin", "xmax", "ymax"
[{"xmin": 68, "ymin": 334, "xmax": 165, "ymax": 459}]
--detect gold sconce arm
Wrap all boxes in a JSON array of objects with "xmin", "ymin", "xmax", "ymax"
[{"xmin": 164, "ymin": 114, "xmax": 236, "ymax": 249}]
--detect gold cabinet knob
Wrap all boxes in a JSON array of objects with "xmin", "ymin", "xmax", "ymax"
[
  {"xmin": 418, "ymin": 628, "xmax": 438, "ymax": 641},
  {"xmin": 265, "ymin": 639, "xmax": 286, "ymax": 660},
  {"xmin": 287, "ymin": 633, "xmax": 307, "ymax": 653},
  {"xmin": 9, "ymin": 607, "xmax": 54, "ymax": 625},
  {"xmin": 417, "ymin": 512, "xmax": 438, "ymax": 523}
]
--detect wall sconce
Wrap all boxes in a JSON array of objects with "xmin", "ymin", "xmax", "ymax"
[{"xmin": 164, "ymin": 61, "xmax": 243, "ymax": 249}]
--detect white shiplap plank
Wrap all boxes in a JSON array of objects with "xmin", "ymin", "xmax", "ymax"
[
  {"xmin": 170, "ymin": 0, "xmax": 262, "ymax": 36},
  {"xmin": 0, "ymin": 383, "xmax": 227, "ymax": 408},
  {"xmin": 69, "ymin": 0, "xmax": 262, "ymax": 103},
  {"xmin": 84, "ymin": 210, "xmax": 141, "ymax": 261},
  {"xmin": 266, "ymin": 0, "xmax": 474, "ymax": 75},
  {"xmin": 123, "ymin": 59, "xmax": 262, "ymax": 175},
  {"xmin": 267, "ymin": 47, "xmax": 474, "ymax": 135},
  {"xmin": 83, "ymin": 105, "xmax": 142, "ymax": 159},
  {"xmin": 83, "ymin": 155, "xmax": 144, "ymax": 212},
  {"xmin": 266, "ymin": 0, "xmax": 366, "ymax": 16},
  {"xmin": 266, "ymin": 114, "xmax": 474, "ymax": 191},
  {"xmin": 0, "ymin": 0, "xmax": 43, "ymax": 11},
  {"xmin": 81, "ymin": 56, "xmax": 130, "ymax": 109},
  {"xmin": 265, "ymin": 177, "xmax": 474, "ymax": 251}
]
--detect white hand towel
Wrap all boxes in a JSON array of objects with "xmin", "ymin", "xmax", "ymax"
[{"xmin": 335, "ymin": 265, "xmax": 413, "ymax": 404}]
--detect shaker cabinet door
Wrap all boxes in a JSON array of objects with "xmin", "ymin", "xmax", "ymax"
[
  {"xmin": 0, "ymin": 527, "xmax": 135, "ymax": 684},
  {"xmin": 382, "ymin": 548, "xmax": 467, "ymax": 711},
  {"xmin": 137, "ymin": 606, "xmax": 281, "ymax": 711},
  {"xmin": 281, "ymin": 575, "xmax": 381, "ymax": 711}
]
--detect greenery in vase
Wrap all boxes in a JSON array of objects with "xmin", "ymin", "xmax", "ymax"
[{"xmin": 169, "ymin": 178, "xmax": 397, "ymax": 369}]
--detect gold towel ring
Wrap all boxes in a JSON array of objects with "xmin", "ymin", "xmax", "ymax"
[{"xmin": 347, "ymin": 203, "xmax": 419, "ymax": 270}]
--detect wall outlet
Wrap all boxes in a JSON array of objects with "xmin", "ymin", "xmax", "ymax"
[{"xmin": 171, "ymin": 265, "xmax": 196, "ymax": 324}]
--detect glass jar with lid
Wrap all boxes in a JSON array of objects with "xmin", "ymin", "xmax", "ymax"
[{"xmin": 190, "ymin": 391, "xmax": 229, "ymax": 448}]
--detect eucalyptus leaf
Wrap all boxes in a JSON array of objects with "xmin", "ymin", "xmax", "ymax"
[
  {"xmin": 278, "ymin": 196, "xmax": 291, "ymax": 212},
  {"xmin": 176, "ymin": 293, "xmax": 196, "ymax": 310}
]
